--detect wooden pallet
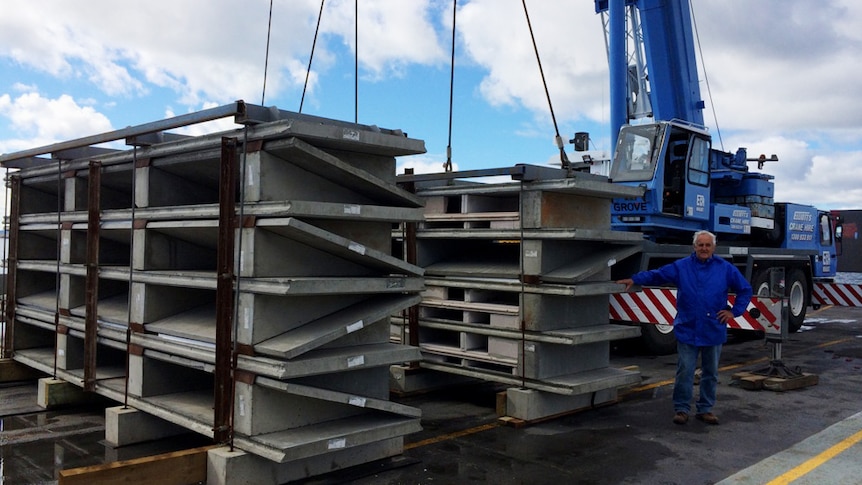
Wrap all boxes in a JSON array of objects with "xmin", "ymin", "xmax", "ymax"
[{"xmin": 731, "ymin": 371, "xmax": 819, "ymax": 391}]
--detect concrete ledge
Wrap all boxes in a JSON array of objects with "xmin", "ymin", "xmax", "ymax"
[
  {"xmin": 504, "ymin": 387, "xmax": 618, "ymax": 422},
  {"xmin": 106, "ymin": 406, "xmax": 189, "ymax": 447},
  {"xmin": 0, "ymin": 358, "xmax": 46, "ymax": 382}
]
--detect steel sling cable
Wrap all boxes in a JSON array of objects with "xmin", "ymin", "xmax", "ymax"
[
  {"xmin": 444, "ymin": 0, "xmax": 458, "ymax": 173},
  {"xmin": 521, "ymin": 0, "xmax": 571, "ymax": 170},
  {"xmin": 261, "ymin": 0, "xmax": 274, "ymax": 105},
  {"xmin": 300, "ymin": 0, "xmax": 327, "ymax": 113},
  {"xmin": 688, "ymin": 1, "xmax": 723, "ymax": 151},
  {"xmin": 354, "ymin": 0, "xmax": 359, "ymax": 123}
]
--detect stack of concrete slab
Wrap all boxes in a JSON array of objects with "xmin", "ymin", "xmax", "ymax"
[
  {"xmin": 393, "ymin": 166, "xmax": 645, "ymax": 421},
  {"xmin": 3, "ymin": 103, "xmax": 426, "ymax": 483}
]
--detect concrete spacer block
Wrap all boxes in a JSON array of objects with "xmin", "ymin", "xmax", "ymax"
[
  {"xmin": 37, "ymin": 377, "xmax": 92, "ymax": 409},
  {"xmin": 389, "ymin": 364, "xmax": 478, "ymax": 395},
  {"xmin": 207, "ymin": 446, "xmax": 277, "ymax": 485},
  {"xmin": 105, "ymin": 406, "xmax": 188, "ymax": 447},
  {"xmin": 505, "ymin": 387, "xmax": 618, "ymax": 422}
]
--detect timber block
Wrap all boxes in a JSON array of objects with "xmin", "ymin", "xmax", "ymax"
[
  {"xmin": 731, "ymin": 372, "xmax": 768, "ymax": 390},
  {"xmin": 763, "ymin": 373, "xmax": 819, "ymax": 391},
  {"xmin": 731, "ymin": 371, "xmax": 819, "ymax": 392}
]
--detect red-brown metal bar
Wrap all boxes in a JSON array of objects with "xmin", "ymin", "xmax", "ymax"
[
  {"xmin": 2, "ymin": 176, "xmax": 21, "ymax": 358},
  {"xmin": 84, "ymin": 161, "xmax": 101, "ymax": 391},
  {"xmin": 214, "ymin": 137, "xmax": 238, "ymax": 443}
]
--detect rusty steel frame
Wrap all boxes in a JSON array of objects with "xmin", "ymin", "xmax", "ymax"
[
  {"xmin": 214, "ymin": 137, "xmax": 238, "ymax": 443},
  {"xmin": 84, "ymin": 161, "xmax": 101, "ymax": 391},
  {"xmin": 2, "ymin": 176, "xmax": 21, "ymax": 358}
]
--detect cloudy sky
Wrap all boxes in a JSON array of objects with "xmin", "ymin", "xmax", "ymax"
[{"xmin": 1, "ymin": 0, "xmax": 861, "ymax": 211}]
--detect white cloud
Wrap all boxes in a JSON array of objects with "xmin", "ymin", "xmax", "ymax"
[{"xmin": 0, "ymin": 92, "xmax": 113, "ymax": 154}]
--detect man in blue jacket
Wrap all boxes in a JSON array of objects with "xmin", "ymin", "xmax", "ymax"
[{"xmin": 617, "ymin": 230, "xmax": 752, "ymax": 425}]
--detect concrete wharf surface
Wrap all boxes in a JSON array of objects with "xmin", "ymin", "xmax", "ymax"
[{"xmin": 2, "ymin": 304, "xmax": 861, "ymax": 484}]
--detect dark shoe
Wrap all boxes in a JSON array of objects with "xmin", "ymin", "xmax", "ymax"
[
  {"xmin": 696, "ymin": 412, "xmax": 719, "ymax": 425},
  {"xmin": 673, "ymin": 412, "xmax": 689, "ymax": 425}
]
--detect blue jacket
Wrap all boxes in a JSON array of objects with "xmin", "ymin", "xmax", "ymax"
[{"xmin": 631, "ymin": 253, "xmax": 753, "ymax": 346}]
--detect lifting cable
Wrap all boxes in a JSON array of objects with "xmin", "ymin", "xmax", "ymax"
[
  {"xmin": 444, "ymin": 0, "xmax": 458, "ymax": 172},
  {"xmin": 354, "ymin": 0, "xmax": 359, "ymax": 123},
  {"xmin": 521, "ymin": 0, "xmax": 571, "ymax": 170},
  {"xmin": 689, "ymin": 1, "xmax": 723, "ymax": 151},
  {"xmin": 300, "ymin": 0, "xmax": 327, "ymax": 113},
  {"xmin": 261, "ymin": 0, "xmax": 274, "ymax": 105}
]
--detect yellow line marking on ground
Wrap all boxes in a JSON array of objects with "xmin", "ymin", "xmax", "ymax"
[
  {"xmin": 405, "ymin": 422, "xmax": 499, "ymax": 450},
  {"xmin": 764, "ymin": 428, "xmax": 862, "ymax": 485}
]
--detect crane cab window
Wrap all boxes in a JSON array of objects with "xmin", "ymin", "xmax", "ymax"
[
  {"xmin": 610, "ymin": 124, "xmax": 661, "ymax": 182},
  {"xmin": 688, "ymin": 136, "xmax": 710, "ymax": 187}
]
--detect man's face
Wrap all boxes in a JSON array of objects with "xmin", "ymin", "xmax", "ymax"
[{"xmin": 694, "ymin": 235, "xmax": 715, "ymax": 261}]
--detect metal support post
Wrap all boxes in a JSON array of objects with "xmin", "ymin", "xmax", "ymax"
[
  {"xmin": 2, "ymin": 176, "xmax": 20, "ymax": 358},
  {"xmin": 214, "ymin": 137, "xmax": 238, "ymax": 443},
  {"xmin": 84, "ymin": 161, "xmax": 102, "ymax": 391}
]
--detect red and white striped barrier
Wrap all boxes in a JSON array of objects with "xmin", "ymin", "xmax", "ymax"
[
  {"xmin": 609, "ymin": 288, "xmax": 782, "ymax": 332},
  {"xmin": 812, "ymin": 283, "xmax": 862, "ymax": 307}
]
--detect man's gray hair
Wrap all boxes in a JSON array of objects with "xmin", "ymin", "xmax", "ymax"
[{"xmin": 693, "ymin": 230, "xmax": 717, "ymax": 245}]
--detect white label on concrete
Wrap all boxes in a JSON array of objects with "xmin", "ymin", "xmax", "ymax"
[
  {"xmin": 347, "ymin": 355, "xmax": 365, "ymax": 368},
  {"xmin": 348, "ymin": 242, "xmax": 366, "ymax": 255},
  {"xmin": 343, "ymin": 129, "xmax": 360, "ymax": 141},
  {"xmin": 346, "ymin": 320, "xmax": 364, "ymax": 333},
  {"xmin": 328, "ymin": 437, "xmax": 347, "ymax": 449},
  {"xmin": 243, "ymin": 307, "xmax": 251, "ymax": 329},
  {"xmin": 607, "ymin": 258, "xmax": 617, "ymax": 267},
  {"xmin": 348, "ymin": 396, "xmax": 367, "ymax": 407},
  {"xmin": 246, "ymin": 165, "xmax": 256, "ymax": 188},
  {"xmin": 344, "ymin": 204, "xmax": 361, "ymax": 215},
  {"xmin": 239, "ymin": 395, "xmax": 246, "ymax": 416},
  {"xmin": 525, "ymin": 250, "xmax": 538, "ymax": 258},
  {"xmin": 525, "ymin": 343, "xmax": 536, "ymax": 352},
  {"xmin": 58, "ymin": 349, "xmax": 65, "ymax": 356}
]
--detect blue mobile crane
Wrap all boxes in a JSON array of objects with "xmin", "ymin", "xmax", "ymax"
[{"xmin": 594, "ymin": 0, "xmax": 837, "ymax": 353}]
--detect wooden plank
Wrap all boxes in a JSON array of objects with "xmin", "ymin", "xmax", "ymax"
[
  {"xmin": 763, "ymin": 373, "xmax": 819, "ymax": 392},
  {"xmin": 58, "ymin": 445, "xmax": 215, "ymax": 485}
]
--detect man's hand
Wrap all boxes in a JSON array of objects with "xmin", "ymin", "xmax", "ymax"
[
  {"xmin": 716, "ymin": 309, "xmax": 735, "ymax": 324},
  {"xmin": 616, "ymin": 278, "xmax": 634, "ymax": 292}
]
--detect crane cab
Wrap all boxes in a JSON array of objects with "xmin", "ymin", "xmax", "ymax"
[{"xmin": 609, "ymin": 120, "xmax": 719, "ymax": 241}]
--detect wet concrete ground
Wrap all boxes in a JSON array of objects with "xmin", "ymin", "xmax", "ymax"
[{"xmin": 2, "ymin": 304, "xmax": 861, "ymax": 484}]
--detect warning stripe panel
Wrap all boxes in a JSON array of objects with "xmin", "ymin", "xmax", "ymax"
[
  {"xmin": 812, "ymin": 283, "xmax": 862, "ymax": 307},
  {"xmin": 610, "ymin": 288, "xmax": 781, "ymax": 332}
]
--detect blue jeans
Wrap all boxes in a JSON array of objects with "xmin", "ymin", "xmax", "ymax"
[{"xmin": 674, "ymin": 341, "xmax": 722, "ymax": 414}]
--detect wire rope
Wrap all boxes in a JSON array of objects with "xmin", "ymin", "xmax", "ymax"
[
  {"xmin": 689, "ymin": 1, "xmax": 723, "ymax": 151},
  {"xmin": 444, "ymin": 0, "xmax": 458, "ymax": 172},
  {"xmin": 520, "ymin": 0, "xmax": 571, "ymax": 169},
  {"xmin": 300, "ymin": 0, "xmax": 327, "ymax": 113},
  {"xmin": 261, "ymin": 0, "xmax": 274, "ymax": 105}
]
